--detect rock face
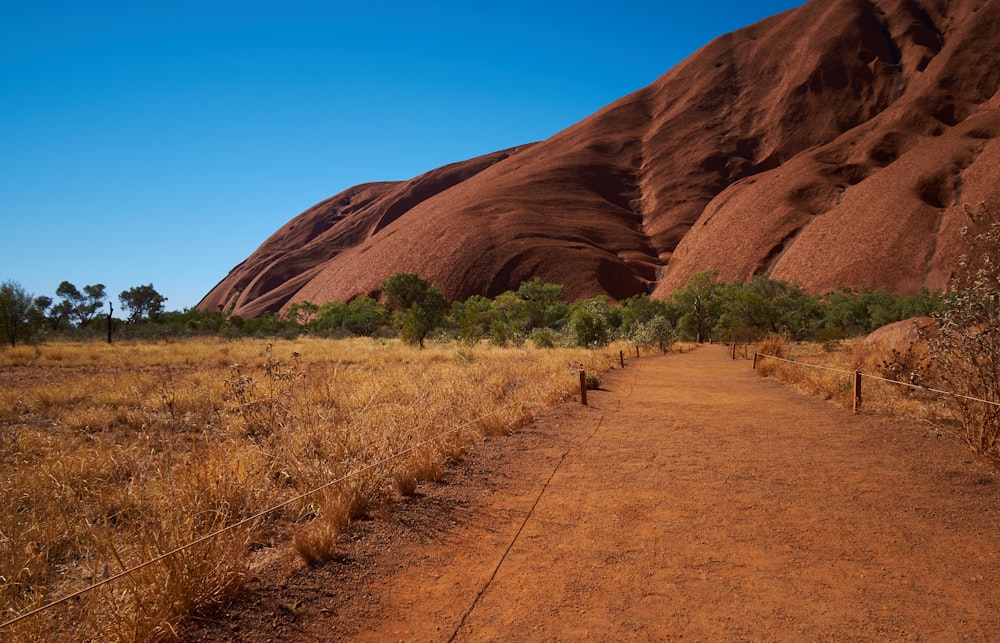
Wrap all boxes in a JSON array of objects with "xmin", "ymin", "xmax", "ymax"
[{"xmin": 200, "ymin": 0, "xmax": 1000, "ymax": 318}]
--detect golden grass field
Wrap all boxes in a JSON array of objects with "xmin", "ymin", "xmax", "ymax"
[{"xmin": 0, "ymin": 337, "xmax": 620, "ymax": 642}]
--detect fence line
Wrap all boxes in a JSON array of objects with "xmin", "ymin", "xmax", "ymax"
[
  {"xmin": 754, "ymin": 352, "xmax": 1000, "ymax": 409},
  {"xmin": 0, "ymin": 408, "xmax": 511, "ymax": 631},
  {"xmin": 755, "ymin": 353, "xmax": 854, "ymax": 376}
]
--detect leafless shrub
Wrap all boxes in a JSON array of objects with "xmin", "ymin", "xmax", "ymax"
[{"xmin": 224, "ymin": 344, "xmax": 303, "ymax": 443}]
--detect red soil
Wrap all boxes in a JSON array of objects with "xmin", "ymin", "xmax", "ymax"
[{"xmin": 183, "ymin": 346, "xmax": 1000, "ymax": 641}]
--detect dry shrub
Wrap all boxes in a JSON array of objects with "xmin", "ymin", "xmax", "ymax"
[
  {"xmin": 223, "ymin": 344, "xmax": 303, "ymax": 443},
  {"xmin": 756, "ymin": 333, "xmax": 790, "ymax": 359},
  {"xmin": 919, "ymin": 202, "xmax": 1000, "ymax": 462},
  {"xmin": 753, "ymin": 334, "xmax": 791, "ymax": 377},
  {"xmin": 873, "ymin": 344, "xmax": 930, "ymax": 387}
]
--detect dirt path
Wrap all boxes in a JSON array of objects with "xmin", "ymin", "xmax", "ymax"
[{"xmin": 186, "ymin": 345, "xmax": 1000, "ymax": 641}]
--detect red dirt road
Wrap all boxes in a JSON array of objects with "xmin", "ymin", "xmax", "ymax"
[{"xmin": 187, "ymin": 345, "xmax": 1000, "ymax": 641}]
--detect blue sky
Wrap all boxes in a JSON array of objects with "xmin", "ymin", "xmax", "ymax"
[{"xmin": 1, "ymin": 1, "xmax": 803, "ymax": 311}]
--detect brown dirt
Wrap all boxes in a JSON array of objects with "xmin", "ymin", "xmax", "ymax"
[{"xmin": 183, "ymin": 345, "xmax": 1000, "ymax": 641}]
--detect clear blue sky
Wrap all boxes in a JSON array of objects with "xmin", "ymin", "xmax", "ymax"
[{"xmin": 1, "ymin": 1, "xmax": 803, "ymax": 311}]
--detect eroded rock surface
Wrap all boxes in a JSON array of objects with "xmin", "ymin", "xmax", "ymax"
[{"xmin": 201, "ymin": 0, "xmax": 1000, "ymax": 317}]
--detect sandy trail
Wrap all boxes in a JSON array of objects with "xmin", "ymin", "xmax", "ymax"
[{"xmin": 187, "ymin": 345, "xmax": 1000, "ymax": 641}]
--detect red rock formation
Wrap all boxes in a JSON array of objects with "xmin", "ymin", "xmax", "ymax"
[{"xmin": 200, "ymin": 0, "xmax": 1000, "ymax": 318}]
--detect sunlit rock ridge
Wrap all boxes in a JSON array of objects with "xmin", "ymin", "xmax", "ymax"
[{"xmin": 200, "ymin": 0, "xmax": 1000, "ymax": 318}]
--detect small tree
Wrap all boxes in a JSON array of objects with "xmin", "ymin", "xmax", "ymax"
[
  {"xmin": 382, "ymin": 273, "xmax": 447, "ymax": 348},
  {"xmin": 283, "ymin": 301, "xmax": 318, "ymax": 327},
  {"xmin": 0, "ymin": 280, "xmax": 37, "ymax": 347},
  {"xmin": 633, "ymin": 316, "xmax": 676, "ymax": 353},
  {"xmin": 620, "ymin": 294, "xmax": 663, "ymax": 334},
  {"xmin": 924, "ymin": 202, "xmax": 1000, "ymax": 462},
  {"xmin": 451, "ymin": 295, "xmax": 493, "ymax": 344},
  {"xmin": 342, "ymin": 297, "xmax": 387, "ymax": 336},
  {"xmin": 671, "ymin": 270, "xmax": 724, "ymax": 343},
  {"xmin": 31, "ymin": 295, "xmax": 67, "ymax": 332},
  {"xmin": 568, "ymin": 296, "xmax": 617, "ymax": 347},
  {"xmin": 382, "ymin": 273, "xmax": 433, "ymax": 312},
  {"xmin": 57, "ymin": 281, "xmax": 107, "ymax": 326},
  {"xmin": 310, "ymin": 301, "xmax": 347, "ymax": 335},
  {"xmin": 119, "ymin": 284, "xmax": 168, "ymax": 323},
  {"xmin": 489, "ymin": 291, "xmax": 529, "ymax": 345},
  {"xmin": 515, "ymin": 278, "xmax": 568, "ymax": 330}
]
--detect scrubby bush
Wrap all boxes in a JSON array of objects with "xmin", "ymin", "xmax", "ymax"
[
  {"xmin": 568, "ymin": 296, "xmax": 619, "ymax": 347},
  {"xmin": 529, "ymin": 327, "xmax": 558, "ymax": 348},
  {"xmin": 632, "ymin": 316, "xmax": 676, "ymax": 353},
  {"xmin": 922, "ymin": 202, "xmax": 1000, "ymax": 462}
]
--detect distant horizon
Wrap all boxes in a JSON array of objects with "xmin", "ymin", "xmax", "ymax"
[{"xmin": 2, "ymin": 1, "xmax": 803, "ymax": 311}]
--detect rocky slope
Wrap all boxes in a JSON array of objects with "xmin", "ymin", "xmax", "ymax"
[{"xmin": 200, "ymin": 0, "xmax": 1000, "ymax": 317}]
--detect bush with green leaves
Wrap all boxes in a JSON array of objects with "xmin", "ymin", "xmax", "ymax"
[
  {"xmin": 450, "ymin": 295, "xmax": 493, "ymax": 344},
  {"xmin": 382, "ymin": 273, "xmax": 447, "ymax": 348},
  {"xmin": 119, "ymin": 284, "xmax": 168, "ymax": 323},
  {"xmin": 569, "ymin": 296, "xmax": 619, "ymax": 347},
  {"xmin": 0, "ymin": 280, "xmax": 38, "ymax": 347},
  {"xmin": 529, "ymin": 327, "xmax": 559, "ymax": 348},
  {"xmin": 632, "ymin": 316, "xmax": 676, "ymax": 353},
  {"xmin": 672, "ymin": 270, "xmax": 725, "ymax": 343}
]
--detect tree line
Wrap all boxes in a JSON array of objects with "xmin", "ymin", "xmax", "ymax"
[
  {"xmin": 0, "ymin": 281, "xmax": 167, "ymax": 346},
  {"xmin": 0, "ymin": 272, "xmax": 940, "ymax": 348}
]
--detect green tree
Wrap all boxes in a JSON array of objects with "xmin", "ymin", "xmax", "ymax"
[
  {"xmin": 633, "ymin": 316, "xmax": 676, "ymax": 353},
  {"xmin": 515, "ymin": 278, "xmax": 568, "ymax": 330},
  {"xmin": 382, "ymin": 273, "xmax": 434, "ymax": 312},
  {"xmin": 342, "ymin": 297, "xmax": 388, "ymax": 336},
  {"xmin": 119, "ymin": 284, "xmax": 168, "ymax": 323},
  {"xmin": 0, "ymin": 280, "xmax": 37, "ymax": 347},
  {"xmin": 775, "ymin": 286, "xmax": 825, "ymax": 340},
  {"xmin": 310, "ymin": 301, "xmax": 347, "ymax": 334},
  {"xmin": 451, "ymin": 295, "xmax": 493, "ymax": 344},
  {"xmin": 161, "ymin": 307, "xmax": 231, "ymax": 335},
  {"xmin": 620, "ymin": 294, "xmax": 663, "ymax": 333},
  {"xmin": 489, "ymin": 291, "xmax": 530, "ymax": 345},
  {"xmin": 568, "ymin": 296, "xmax": 618, "ymax": 347},
  {"xmin": 57, "ymin": 281, "xmax": 106, "ymax": 326},
  {"xmin": 382, "ymin": 273, "xmax": 447, "ymax": 348},
  {"xmin": 822, "ymin": 286, "xmax": 874, "ymax": 335},
  {"xmin": 671, "ymin": 270, "xmax": 724, "ymax": 343},
  {"xmin": 32, "ymin": 295, "xmax": 69, "ymax": 331},
  {"xmin": 241, "ymin": 311, "xmax": 296, "ymax": 337},
  {"xmin": 714, "ymin": 278, "xmax": 780, "ymax": 343}
]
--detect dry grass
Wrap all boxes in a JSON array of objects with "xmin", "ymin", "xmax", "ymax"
[
  {"xmin": 0, "ymin": 337, "xmax": 618, "ymax": 641},
  {"xmin": 754, "ymin": 337, "xmax": 952, "ymax": 426}
]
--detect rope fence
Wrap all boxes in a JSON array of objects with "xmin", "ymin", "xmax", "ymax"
[
  {"xmin": 0, "ymin": 407, "xmax": 512, "ymax": 632},
  {"xmin": 754, "ymin": 351, "xmax": 1000, "ymax": 411}
]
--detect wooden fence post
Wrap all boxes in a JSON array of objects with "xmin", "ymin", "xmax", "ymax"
[
  {"xmin": 620, "ymin": 350, "xmax": 625, "ymax": 368},
  {"xmin": 752, "ymin": 352, "xmax": 758, "ymax": 370},
  {"xmin": 853, "ymin": 371, "xmax": 862, "ymax": 413},
  {"xmin": 579, "ymin": 370, "xmax": 588, "ymax": 406}
]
